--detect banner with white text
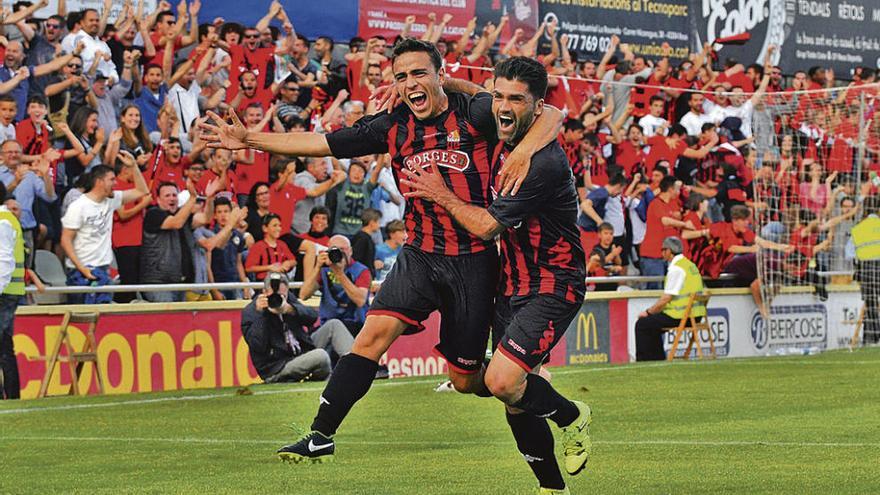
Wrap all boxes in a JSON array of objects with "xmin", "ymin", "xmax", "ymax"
[{"xmin": 693, "ymin": 0, "xmax": 880, "ymax": 76}]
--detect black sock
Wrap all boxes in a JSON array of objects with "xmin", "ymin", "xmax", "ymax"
[
  {"xmin": 310, "ymin": 353, "xmax": 378, "ymax": 437},
  {"xmin": 511, "ymin": 373, "xmax": 579, "ymax": 428},
  {"xmin": 506, "ymin": 411, "xmax": 565, "ymax": 490}
]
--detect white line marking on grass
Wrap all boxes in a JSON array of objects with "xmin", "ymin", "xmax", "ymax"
[
  {"xmin": 0, "ymin": 357, "xmax": 876, "ymax": 416},
  {"xmin": 2, "ymin": 435, "xmax": 878, "ymax": 449}
]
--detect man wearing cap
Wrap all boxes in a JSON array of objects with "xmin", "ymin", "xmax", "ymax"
[
  {"xmin": 93, "ymin": 50, "xmax": 135, "ymax": 136},
  {"xmin": 241, "ymin": 273, "xmax": 355, "ymax": 383},
  {"xmin": 634, "ymin": 236, "xmax": 706, "ymax": 361}
]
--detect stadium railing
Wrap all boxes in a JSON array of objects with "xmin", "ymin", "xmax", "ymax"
[{"xmin": 21, "ymin": 271, "xmax": 855, "ymax": 297}]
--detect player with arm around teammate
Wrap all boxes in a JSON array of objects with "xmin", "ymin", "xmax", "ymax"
[
  {"xmin": 403, "ymin": 57, "xmax": 590, "ymax": 495},
  {"xmin": 200, "ymin": 39, "xmax": 564, "ymax": 464}
]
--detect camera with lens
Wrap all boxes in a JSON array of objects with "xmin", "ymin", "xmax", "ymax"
[
  {"xmin": 265, "ymin": 273, "xmax": 285, "ymax": 310},
  {"xmin": 327, "ymin": 247, "xmax": 344, "ymax": 264}
]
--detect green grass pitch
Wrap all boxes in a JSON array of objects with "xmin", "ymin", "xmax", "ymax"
[{"xmin": 1, "ymin": 348, "xmax": 878, "ymax": 494}]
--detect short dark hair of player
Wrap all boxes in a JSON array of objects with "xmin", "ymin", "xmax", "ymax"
[
  {"xmin": 361, "ymin": 208, "xmax": 382, "ymax": 226},
  {"xmin": 598, "ymin": 222, "xmax": 613, "ymax": 233},
  {"xmin": 391, "ymin": 38, "xmax": 442, "ymax": 72},
  {"xmin": 296, "ymin": 34, "xmax": 310, "ymax": 48},
  {"xmin": 659, "ymin": 175, "xmax": 677, "ymax": 193},
  {"xmin": 214, "ymin": 196, "xmax": 232, "ymax": 210},
  {"xmin": 310, "ymin": 206, "xmax": 330, "ymax": 221},
  {"xmin": 668, "ymin": 123, "xmax": 687, "ymax": 137},
  {"xmin": 563, "ymin": 118, "xmax": 585, "ymax": 133},
  {"xmin": 493, "ymin": 56, "xmax": 548, "ymax": 100},
  {"xmin": 730, "ymin": 205, "xmax": 751, "ymax": 220},
  {"xmin": 608, "ymin": 173, "xmax": 627, "ymax": 187}
]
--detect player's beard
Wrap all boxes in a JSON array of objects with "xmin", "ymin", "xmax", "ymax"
[{"xmin": 496, "ymin": 109, "xmax": 535, "ymax": 144}]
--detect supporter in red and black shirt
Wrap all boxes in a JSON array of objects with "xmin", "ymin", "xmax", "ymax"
[
  {"xmin": 558, "ymin": 119, "xmax": 585, "ymax": 187},
  {"xmin": 613, "ymin": 124, "xmax": 647, "ymax": 178},
  {"xmin": 683, "ymin": 205, "xmax": 793, "ymax": 317}
]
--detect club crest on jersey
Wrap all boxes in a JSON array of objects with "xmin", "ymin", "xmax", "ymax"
[
  {"xmin": 447, "ymin": 130, "xmax": 460, "ymax": 150},
  {"xmin": 404, "ymin": 149, "xmax": 470, "ymax": 172}
]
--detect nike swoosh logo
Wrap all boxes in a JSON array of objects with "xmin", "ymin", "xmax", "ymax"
[{"xmin": 308, "ymin": 440, "xmax": 334, "ymax": 452}]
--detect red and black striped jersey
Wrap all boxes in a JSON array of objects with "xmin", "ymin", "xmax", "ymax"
[
  {"xmin": 487, "ymin": 141, "xmax": 586, "ymax": 303},
  {"xmin": 326, "ymin": 92, "xmax": 497, "ymax": 256}
]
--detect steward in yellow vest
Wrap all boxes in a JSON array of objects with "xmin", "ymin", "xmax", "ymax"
[
  {"xmin": 851, "ymin": 197, "xmax": 880, "ymax": 344},
  {"xmin": 1, "ymin": 191, "xmax": 25, "ymax": 399},
  {"xmin": 635, "ymin": 236, "xmax": 706, "ymax": 361}
]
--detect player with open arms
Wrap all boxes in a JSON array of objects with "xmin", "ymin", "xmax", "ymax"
[
  {"xmin": 402, "ymin": 57, "xmax": 590, "ymax": 495},
  {"xmin": 200, "ymin": 39, "xmax": 563, "ymax": 463}
]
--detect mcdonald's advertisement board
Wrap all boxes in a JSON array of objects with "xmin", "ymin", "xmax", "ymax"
[{"xmin": 563, "ymin": 299, "xmax": 629, "ymax": 365}]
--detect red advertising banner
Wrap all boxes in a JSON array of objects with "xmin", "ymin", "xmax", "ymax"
[
  {"xmin": 13, "ymin": 297, "xmax": 627, "ymax": 400},
  {"xmin": 358, "ymin": 0, "xmax": 476, "ymax": 42},
  {"xmin": 13, "ymin": 309, "xmax": 261, "ymax": 400}
]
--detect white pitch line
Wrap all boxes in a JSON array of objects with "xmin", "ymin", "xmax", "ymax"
[
  {"xmin": 0, "ymin": 357, "xmax": 876, "ymax": 416},
  {"xmin": 1, "ymin": 435, "xmax": 877, "ymax": 449}
]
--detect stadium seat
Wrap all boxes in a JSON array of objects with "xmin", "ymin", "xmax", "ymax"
[
  {"xmin": 29, "ymin": 311, "xmax": 105, "ymax": 398},
  {"xmin": 33, "ymin": 249, "xmax": 68, "ymax": 305},
  {"xmin": 665, "ymin": 293, "xmax": 715, "ymax": 361}
]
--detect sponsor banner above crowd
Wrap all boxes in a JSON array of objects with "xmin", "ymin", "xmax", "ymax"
[
  {"xmin": 538, "ymin": 0, "xmax": 691, "ymax": 62},
  {"xmin": 693, "ymin": 0, "xmax": 880, "ymax": 78},
  {"xmin": 39, "ymin": 0, "xmax": 880, "ymax": 75}
]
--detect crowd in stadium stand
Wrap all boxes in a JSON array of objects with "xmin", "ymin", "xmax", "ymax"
[{"xmin": 0, "ymin": 0, "xmax": 875, "ymax": 309}]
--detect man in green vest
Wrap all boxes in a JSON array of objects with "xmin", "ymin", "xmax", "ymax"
[
  {"xmin": 851, "ymin": 196, "xmax": 880, "ymax": 344},
  {"xmin": 635, "ymin": 236, "xmax": 706, "ymax": 361},
  {"xmin": 0, "ymin": 182, "xmax": 25, "ymax": 399}
]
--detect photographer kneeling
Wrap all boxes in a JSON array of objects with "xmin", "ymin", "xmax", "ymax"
[
  {"xmin": 241, "ymin": 273, "xmax": 354, "ymax": 383},
  {"xmin": 300, "ymin": 235, "xmax": 371, "ymax": 336}
]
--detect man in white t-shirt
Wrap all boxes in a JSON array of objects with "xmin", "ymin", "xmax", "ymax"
[
  {"xmin": 61, "ymin": 151, "xmax": 148, "ymax": 303},
  {"xmin": 638, "ymin": 95, "xmax": 668, "ymax": 138}
]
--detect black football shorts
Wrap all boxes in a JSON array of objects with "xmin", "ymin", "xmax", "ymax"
[{"xmin": 369, "ymin": 245, "xmax": 498, "ymax": 374}]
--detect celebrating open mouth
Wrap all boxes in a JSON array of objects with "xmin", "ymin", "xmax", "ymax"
[
  {"xmin": 408, "ymin": 91, "xmax": 428, "ymax": 111},
  {"xmin": 498, "ymin": 113, "xmax": 515, "ymax": 133}
]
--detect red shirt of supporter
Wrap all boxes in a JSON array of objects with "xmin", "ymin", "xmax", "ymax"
[
  {"xmin": 235, "ymin": 149, "xmax": 270, "ymax": 198},
  {"xmin": 614, "ymin": 140, "xmax": 646, "ymax": 177},
  {"xmin": 147, "ymin": 153, "xmax": 190, "ymax": 194},
  {"xmin": 269, "ymin": 182, "xmax": 307, "ymax": 235},
  {"xmin": 645, "ymin": 134, "xmax": 688, "ymax": 174},
  {"xmin": 641, "ymin": 190, "xmax": 682, "ymax": 258},
  {"xmin": 246, "ymin": 239, "xmax": 295, "ymax": 281},
  {"xmin": 226, "ymin": 43, "xmax": 275, "ymax": 100},
  {"xmin": 16, "ymin": 118, "xmax": 51, "ymax": 156},
  {"xmin": 112, "ymin": 179, "xmax": 145, "ymax": 248},
  {"xmin": 567, "ymin": 78, "xmax": 599, "ymax": 114},
  {"xmin": 705, "ymin": 221, "xmax": 756, "ymax": 276}
]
